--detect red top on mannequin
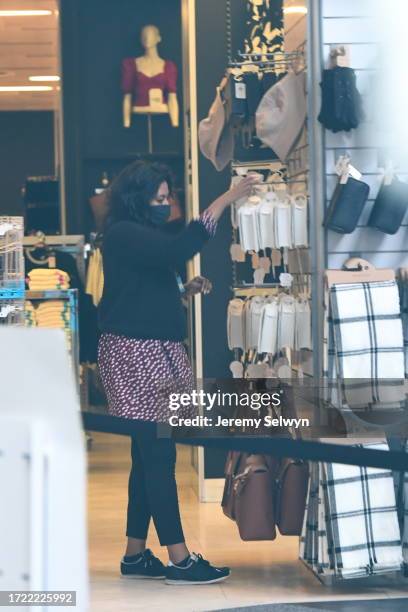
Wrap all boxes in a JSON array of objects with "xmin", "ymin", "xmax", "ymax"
[{"xmin": 121, "ymin": 58, "xmax": 177, "ymax": 107}]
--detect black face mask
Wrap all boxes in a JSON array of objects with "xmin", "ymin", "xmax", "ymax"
[{"xmin": 149, "ymin": 204, "xmax": 171, "ymax": 226}]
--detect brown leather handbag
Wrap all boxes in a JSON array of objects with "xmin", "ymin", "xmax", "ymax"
[
  {"xmin": 275, "ymin": 457, "xmax": 309, "ymax": 536},
  {"xmin": 222, "ymin": 451, "xmax": 279, "ymax": 541}
]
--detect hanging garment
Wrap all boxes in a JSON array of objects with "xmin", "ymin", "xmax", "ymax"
[
  {"xmin": 243, "ymin": 72, "xmax": 263, "ymax": 117},
  {"xmin": 277, "ymin": 295, "xmax": 296, "ymax": 351},
  {"xmin": 227, "ymin": 299, "xmax": 246, "ymax": 351},
  {"xmin": 295, "ymin": 298, "xmax": 312, "ymax": 351},
  {"xmin": 318, "ymin": 66, "xmax": 364, "ymax": 133},
  {"xmin": 257, "ymin": 192, "xmax": 277, "ymax": 250},
  {"xmin": 274, "ymin": 196, "xmax": 292, "ymax": 248},
  {"xmin": 328, "ymin": 280, "xmax": 405, "ymax": 409},
  {"xmin": 121, "ymin": 58, "xmax": 177, "ymax": 107},
  {"xmin": 256, "ymin": 72, "xmax": 307, "ymax": 162},
  {"xmin": 198, "ymin": 85, "xmax": 234, "ymax": 171},
  {"xmin": 238, "ymin": 197, "xmax": 262, "ymax": 252},
  {"xmin": 300, "ymin": 446, "xmax": 403, "ymax": 579},
  {"xmin": 245, "ymin": 296, "xmax": 266, "ymax": 351},
  {"xmin": 291, "ymin": 194, "xmax": 308, "ymax": 247},
  {"xmin": 86, "ymin": 248, "xmax": 104, "ymax": 307},
  {"xmin": 258, "ymin": 299, "xmax": 279, "ymax": 355},
  {"xmin": 223, "ymin": 73, "xmax": 248, "ymax": 127}
]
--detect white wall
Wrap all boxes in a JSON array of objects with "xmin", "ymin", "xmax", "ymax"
[{"xmin": 321, "ymin": 0, "xmax": 408, "ymax": 269}]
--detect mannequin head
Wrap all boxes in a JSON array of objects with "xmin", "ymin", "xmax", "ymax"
[{"xmin": 141, "ymin": 25, "xmax": 161, "ymax": 50}]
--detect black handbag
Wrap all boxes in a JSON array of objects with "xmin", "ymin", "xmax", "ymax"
[
  {"xmin": 368, "ymin": 177, "xmax": 408, "ymax": 234},
  {"xmin": 324, "ymin": 176, "xmax": 370, "ymax": 233}
]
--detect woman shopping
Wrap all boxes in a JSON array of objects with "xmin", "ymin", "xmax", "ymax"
[{"xmin": 98, "ymin": 160, "xmax": 255, "ymax": 585}]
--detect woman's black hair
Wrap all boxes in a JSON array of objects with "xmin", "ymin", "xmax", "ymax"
[{"xmin": 104, "ymin": 160, "xmax": 173, "ymax": 228}]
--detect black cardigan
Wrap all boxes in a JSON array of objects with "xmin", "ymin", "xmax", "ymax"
[{"xmin": 98, "ymin": 219, "xmax": 211, "ymax": 341}]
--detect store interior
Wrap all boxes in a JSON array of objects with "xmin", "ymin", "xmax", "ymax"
[{"xmin": 1, "ymin": 0, "xmax": 408, "ymax": 610}]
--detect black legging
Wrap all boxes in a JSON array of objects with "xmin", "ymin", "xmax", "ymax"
[{"xmin": 126, "ymin": 428, "xmax": 185, "ymax": 546}]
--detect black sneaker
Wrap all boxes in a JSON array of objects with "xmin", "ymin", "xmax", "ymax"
[
  {"xmin": 165, "ymin": 553, "xmax": 230, "ymax": 585},
  {"xmin": 120, "ymin": 549, "xmax": 165, "ymax": 579}
]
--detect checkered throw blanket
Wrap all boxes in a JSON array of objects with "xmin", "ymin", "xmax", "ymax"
[
  {"xmin": 325, "ymin": 280, "xmax": 406, "ymax": 410},
  {"xmin": 300, "ymin": 444, "xmax": 403, "ymax": 579}
]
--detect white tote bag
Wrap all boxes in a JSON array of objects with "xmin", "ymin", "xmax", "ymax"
[
  {"xmin": 257, "ymin": 192, "xmax": 278, "ymax": 250},
  {"xmin": 257, "ymin": 299, "xmax": 279, "ymax": 355}
]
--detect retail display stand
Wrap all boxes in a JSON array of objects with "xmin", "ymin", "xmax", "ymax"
[
  {"xmin": 0, "ymin": 216, "xmax": 25, "ymax": 325},
  {"xmin": 0, "ymin": 328, "xmax": 88, "ymax": 610}
]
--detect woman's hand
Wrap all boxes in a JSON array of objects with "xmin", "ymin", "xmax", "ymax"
[
  {"xmin": 224, "ymin": 174, "xmax": 258, "ymax": 206},
  {"xmin": 204, "ymin": 175, "xmax": 257, "ymax": 223},
  {"xmin": 184, "ymin": 276, "xmax": 213, "ymax": 296}
]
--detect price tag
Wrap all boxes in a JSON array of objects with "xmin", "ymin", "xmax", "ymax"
[
  {"xmin": 259, "ymin": 257, "xmax": 271, "ymax": 273},
  {"xmin": 253, "ymin": 268, "xmax": 266, "ymax": 285},
  {"xmin": 251, "ymin": 253, "xmax": 260, "ymax": 269},
  {"xmin": 230, "ymin": 243, "xmax": 246, "ymax": 262},
  {"xmin": 271, "ymin": 249, "xmax": 282, "ymax": 267},
  {"xmin": 230, "ymin": 361, "xmax": 244, "ymax": 378},
  {"xmin": 235, "ymin": 82, "xmax": 247, "ymax": 100},
  {"xmin": 348, "ymin": 164, "xmax": 362, "ymax": 181},
  {"xmin": 246, "ymin": 363, "xmax": 268, "ymax": 379},
  {"xmin": 48, "ymin": 255, "xmax": 56, "ymax": 268}
]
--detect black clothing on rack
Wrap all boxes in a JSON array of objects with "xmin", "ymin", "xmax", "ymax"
[{"xmin": 98, "ymin": 219, "xmax": 211, "ymax": 341}]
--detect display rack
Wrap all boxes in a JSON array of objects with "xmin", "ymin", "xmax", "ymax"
[
  {"xmin": 23, "ymin": 234, "xmax": 86, "ymax": 283},
  {"xmin": 0, "ymin": 216, "xmax": 25, "ymax": 325}
]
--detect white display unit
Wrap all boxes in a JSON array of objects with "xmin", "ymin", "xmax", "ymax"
[{"xmin": 0, "ymin": 328, "xmax": 88, "ymax": 611}]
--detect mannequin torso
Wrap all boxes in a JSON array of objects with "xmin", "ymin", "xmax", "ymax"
[{"xmin": 122, "ymin": 25, "xmax": 179, "ymax": 128}]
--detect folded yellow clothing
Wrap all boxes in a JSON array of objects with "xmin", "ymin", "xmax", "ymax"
[
  {"xmin": 28, "ymin": 268, "xmax": 70, "ymax": 279},
  {"xmin": 37, "ymin": 316, "xmax": 70, "ymax": 324},
  {"xmin": 36, "ymin": 301, "xmax": 70, "ymax": 311},
  {"xmin": 36, "ymin": 311, "xmax": 70, "ymax": 320},
  {"xmin": 37, "ymin": 311, "xmax": 70, "ymax": 319},
  {"xmin": 28, "ymin": 283, "xmax": 70, "ymax": 290},
  {"xmin": 37, "ymin": 322, "xmax": 71, "ymax": 329},
  {"xmin": 36, "ymin": 303, "xmax": 70, "ymax": 312},
  {"xmin": 37, "ymin": 299, "xmax": 68, "ymax": 306}
]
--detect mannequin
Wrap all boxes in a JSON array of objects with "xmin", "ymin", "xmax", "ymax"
[{"xmin": 122, "ymin": 25, "xmax": 179, "ymax": 128}]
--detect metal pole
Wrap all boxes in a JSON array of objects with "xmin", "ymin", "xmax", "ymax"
[{"xmin": 307, "ymin": 0, "xmax": 326, "ymax": 411}]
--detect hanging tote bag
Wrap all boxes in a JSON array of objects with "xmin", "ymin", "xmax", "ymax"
[
  {"xmin": 368, "ymin": 176, "xmax": 408, "ymax": 235},
  {"xmin": 257, "ymin": 192, "xmax": 278, "ymax": 250},
  {"xmin": 227, "ymin": 298, "xmax": 246, "ymax": 351},
  {"xmin": 291, "ymin": 194, "xmax": 308, "ymax": 247},
  {"xmin": 222, "ymin": 452, "xmax": 279, "ymax": 541},
  {"xmin": 257, "ymin": 299, "xmax": 279, "ymax": 355},
  {"xmin": 324, "ymin": 176, "xmax": 370, "ymax": 233},
  {"xmin": 275, "ymin": 458, "xmax": 309, "ymax": 535},
  {"xmin": 238, "ymin": 198, "xmax": 261, "ymax": 252},
  {"xmin": 274, "ymin": 385, "xmax": 309, "ymax": 536}
]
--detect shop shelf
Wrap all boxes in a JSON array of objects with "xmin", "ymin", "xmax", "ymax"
[{"xmin": 0, "ymin": 216, "xmax": 24, "ymax": 290}]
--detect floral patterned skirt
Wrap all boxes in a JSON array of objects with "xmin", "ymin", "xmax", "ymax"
[{"xmin": 98, "ymin": 333, "xmax": 194, "ymax": 422}]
